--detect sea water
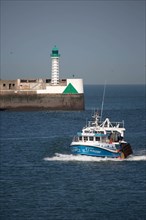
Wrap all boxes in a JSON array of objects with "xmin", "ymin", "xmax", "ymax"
[{"xmin": 0, "ymin": 85, "xmax": 146, "ymax": 220}]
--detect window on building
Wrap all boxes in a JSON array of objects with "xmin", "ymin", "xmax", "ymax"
[
  {"xmin": 3, "ymin": 84, "xmax": 6, "ymax": 87},
  {"xmin": 46, "ymin": 79, "xmax": 51, "ymax": 83},
  {"xmin": 20, "ymin": 79, "xmax": 27, "ymax": 83}
]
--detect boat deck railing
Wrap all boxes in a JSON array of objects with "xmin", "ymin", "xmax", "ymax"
[
  {"xmin": 107, "ymin": 121, "xmax": 125, "ymax": 128},
  {"xmin": 86, "ymin": 120, "xmax": 124, "ymax": 128}
]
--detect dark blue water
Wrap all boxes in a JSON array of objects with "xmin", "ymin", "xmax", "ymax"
[{"xmin": 0, "ymin": 85, "xmax": 146, "ymax": 220}]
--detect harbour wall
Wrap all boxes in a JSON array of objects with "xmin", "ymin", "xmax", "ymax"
[
  {"xmin": 0, "ymin": 78, "xmax": 84, "ymax": 111},
  {"xmin": 0, "ymin": 91, "xmax": 84, "ymax": 111}
]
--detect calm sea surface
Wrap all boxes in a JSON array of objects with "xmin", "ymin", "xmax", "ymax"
[{"xmin": 0, "ymin": 85, "xmax": 146, "ymax": 220}]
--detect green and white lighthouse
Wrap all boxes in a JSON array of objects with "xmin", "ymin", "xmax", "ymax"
[{"xmin": 50, "ymin": 46, "xmax": 60, "ymax": 85}]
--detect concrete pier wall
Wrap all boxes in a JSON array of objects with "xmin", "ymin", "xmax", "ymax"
[
  {"xmin": 0, "ymin": 91, "xmax": 84, "ymax": 111},
  {"xmin": 0, "ymin": 78, "xmax": 84, "ymax": 111}
]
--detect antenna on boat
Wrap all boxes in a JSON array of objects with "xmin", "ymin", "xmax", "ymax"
[{"xmin": 100, "ymin": 81, "xmax": 106, "ymax": 122}]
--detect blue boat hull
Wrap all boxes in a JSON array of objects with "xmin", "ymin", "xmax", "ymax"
[{"xmin": 70, "ymin": 145, "xmax": 121, "ymax": 158}]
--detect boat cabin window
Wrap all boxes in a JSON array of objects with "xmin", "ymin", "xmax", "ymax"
[
  {"xmin": 96, "ymin": 137, "xmax": 100, "ymax": 141},
  {"xmin": 89, "ymin": 136, "xmax": 93, "ymax": 141},
  {"xmin": 84, "ymin": 136, "xmax": 88, "ymax": 141},
  {"xmin": 79, "ymin": 136, "xmax": 82, "ymax": 141}
]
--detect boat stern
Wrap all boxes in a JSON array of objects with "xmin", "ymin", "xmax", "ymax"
[{"xmin": 120, "ymin": 142, "xmax": 133, "ymax": 158}]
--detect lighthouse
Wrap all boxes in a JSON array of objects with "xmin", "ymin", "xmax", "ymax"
[{"xmin": 50, "ymin": 46, "xmax": 60, "ymax": 85}]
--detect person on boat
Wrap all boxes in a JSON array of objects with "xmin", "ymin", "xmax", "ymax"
[
  {"xmin": 118, "ymin": 135, "xmax": 123, "ymax": 142},
  {"xmin": 108, "ymin": 132, "xmax": 114, "ymax": 143}
]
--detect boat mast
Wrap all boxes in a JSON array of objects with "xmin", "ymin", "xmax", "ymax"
[{"xmin": 100, "ymin": 82, "xmax": 106, "ymax": 122}]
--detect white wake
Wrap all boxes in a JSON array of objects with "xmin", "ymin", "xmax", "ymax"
[{"xmin": 44, "ymin": 153, "xmax": 146, "ymax": 162}]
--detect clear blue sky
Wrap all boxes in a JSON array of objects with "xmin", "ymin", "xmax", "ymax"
[{"xmin": 1, "ymin": 0, "xmax": 145, "ymax": 84}]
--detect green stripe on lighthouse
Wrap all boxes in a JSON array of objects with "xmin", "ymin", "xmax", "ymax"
[{"xmin": 63, "ymin": 83, "xmax": 78, "ymax": 94}]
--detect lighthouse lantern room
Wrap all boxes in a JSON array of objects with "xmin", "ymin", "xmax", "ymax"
[{"xmin": 50, "ymin": 46, "xmax": 60, "ymax": 85}]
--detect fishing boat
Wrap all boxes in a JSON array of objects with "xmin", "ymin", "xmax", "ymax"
[{"xmin": 70, "ymin": 111, "xmax": 133, "ymax": 159}]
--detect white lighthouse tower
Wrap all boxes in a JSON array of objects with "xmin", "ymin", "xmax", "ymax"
[{"xmin": 50, "ymin": 46, "xmax": 60, "ymax": 85}]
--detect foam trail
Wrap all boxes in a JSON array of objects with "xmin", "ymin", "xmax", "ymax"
[
  {"xmin": 44, "ymin": 153, "xmax": 146, "ymax": 162},
  {"xmin": 126, "ymin": 155, "xmax": 146, "ymax": 161}
]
